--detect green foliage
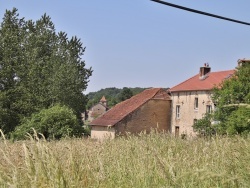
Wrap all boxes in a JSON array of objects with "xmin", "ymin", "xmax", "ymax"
[
  {"xmin": 193, "ymin": 113, "xmax": 215, "ymax": 137},
  {"xmin": 212, "ymin": 62, "xmax": 250, "ymax": 135},
  {"xmin": 1, "ymin": 133, "xmax": 250, "ymax": 187},
  {"xmin": 0, "ymin": 8, "xmax": 92, "ymax": 134},
  {"xmin": 193, "ymin": 63, "xmax": 250, "ymax": 136},
  {"xmin": 12, "ymin": 105, "xmax": 83, "ymax": 140},
  {"xmin": 87, "ymin": 87, "xmax": 146, "ymax": 108},
  {"xmin": 225, "ymin": 107, "xmax": 250, "ymax": 135},
  {"xmin": 213, "ymin": 63, "xmax": 250, "ymax": 135},
  {"xmin": 118, "ymin": 87, "xmax": 133, "ymax": 102},
  {"xmin": 87, "ymin": 87, "xmax": 121, "ymax": 109}
]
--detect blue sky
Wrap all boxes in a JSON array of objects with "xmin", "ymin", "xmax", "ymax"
[{"xmin": 1, "ymin": 0, "xmax": 250, "ymax": 93}]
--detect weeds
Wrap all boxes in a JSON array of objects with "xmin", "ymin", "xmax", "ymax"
[{"xmin": 0, "ymin": 131, "xmax": 250, "ymax": 187}]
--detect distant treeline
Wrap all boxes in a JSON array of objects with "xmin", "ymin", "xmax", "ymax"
[{"xmin": 86, "ymin": 87, "xmax": 147, "ymax": 109}]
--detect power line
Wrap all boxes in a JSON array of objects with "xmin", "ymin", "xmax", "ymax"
[{"xmin": 151, "ymin": 0, "xmax": 250, "ymax": 26}]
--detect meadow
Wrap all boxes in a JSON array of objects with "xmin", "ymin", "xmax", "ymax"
[{"xmin": 0, "ymin": 131, "xmax": 250, "ymax": 188}]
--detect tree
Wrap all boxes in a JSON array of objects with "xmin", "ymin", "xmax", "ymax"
[
  {"xmin": 118, "ymin": 87, "xmax": 133, "ymax": 102},
  {"xmin": 86, "ymin": 87, "xmax": 147, "ymax": 109},
  {"xmin": 193, "ymin": 113, "xmax": 215, "ymax": 137},
  {"xmin": 212, "ymin": 62, "xmax": 250, "ymax": 135},
  {"xmin": 12, "ymin": 105, "xmax": 83, "ymax": 140},
  {"xmin": 225, "ymin": 107, "xmax": 250, "ymax": 135},
  {"xmin": 194, "ymin": 62, "xmax": 250, "ymax": 136},
  {"xmin": 0, "ymin": 8, "xmax": 26, "ymax": 133},
  {"xmin": 0, "ymin": 8, "xmax": 92, "ymax": 135}
]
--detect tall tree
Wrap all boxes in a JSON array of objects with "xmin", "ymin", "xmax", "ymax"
[
  {"xmin": 0, "ymin": 8, "xmax": 92, "ymax": 134},
  {"xmin": 212, "ymin": 62, "xmax": 250, "ymax": 135},
  {"xmin": 0, "ymin": 8, "xmax": 26, "ymax": 133}
]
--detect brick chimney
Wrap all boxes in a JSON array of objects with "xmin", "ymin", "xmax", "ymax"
[
  {"xmin": 199, "ymin": 63, "xmax": 211, "ymax": 80},
  {"xmin": 237, "ymin": 59, "xmax": 250, "ymax": 67}
]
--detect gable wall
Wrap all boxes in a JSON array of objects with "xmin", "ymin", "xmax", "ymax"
[
  {"xmin": 88, "ymin": 103, "xmax": 107, "ymax": 122},
  {"xmin": 114, "ymin": 99, "xmax": 171, "ymax": 135},
  {"xmin": 91, "ymin": 126, "xmax": 115, "ymax": 140},
  {"xmin": 171, "ymin": 90, "xmax": 214, "ymax": 136}
]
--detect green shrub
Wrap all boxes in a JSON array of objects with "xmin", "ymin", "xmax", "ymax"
[
  {"xmin": 193, "ymin": 113, "xmax": 215, "ymax": 137},
  {"xmin": 12, "ymin": 104, "xmax": 84, "ymax": 140},
  {"xmin": 225, "ymin": 107, "xmax": 250, "ymax": 135}
]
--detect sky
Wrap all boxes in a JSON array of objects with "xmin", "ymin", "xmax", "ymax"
[{"xmin": 1, "ymin": 0, "xmax": 250, "ymax": 93}]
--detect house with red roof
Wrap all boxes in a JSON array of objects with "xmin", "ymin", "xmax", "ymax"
[
  {"xmin": 169, "ymin": 63, "xmax": 235, "ymax": 136},
  {"xmin": 89, "ymin": 59, "xmax": 247, "ymax": 139},
  {"xmin": 90, "ymin": 88, "xmax": 171, "ymax": 140}
]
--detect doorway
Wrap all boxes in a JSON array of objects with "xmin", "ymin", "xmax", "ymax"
[{"xmin": 175, "ymin": 126, "xmax": 179, "ymax": 137}]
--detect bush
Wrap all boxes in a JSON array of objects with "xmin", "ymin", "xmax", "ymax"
[
  {"xmin": 12, "ymin": 104, "xmax": 84, "ymax": 140},
  {"xmin": 193, "ymin": 113, "xmax": 215, "ymax": 137},
  {"xmin": 225, "ymin": 107, "xmax": 250, "ymax": 135}
]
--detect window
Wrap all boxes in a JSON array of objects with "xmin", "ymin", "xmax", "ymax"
[
  {"xmin": 176, "ymin": 105, "xmax": 180, "ymax": 119},
  {"xmin": 194, "ymin": 97, "xmax": 198, "ymax": 109},
  {"xmin": 206, "ymin": 105, "xmax": 212, "ymax": 113},
  {"xmin": 193, "ymin": 119, "xmax": 198, "ymax": 125}
]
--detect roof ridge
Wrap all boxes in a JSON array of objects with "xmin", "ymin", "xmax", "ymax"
[
  {"xmin": 170, "ymin": 74, "xmax": 198, "ymax": 91},
  {"xmin": 90, "ymin": 88, "xmax": 162, "ymax": 126},
  {"xmin": 113, "ymin": 88, "xmax": 162, "ymax": 125},
  {"xmin": 210, "ymin": 69, "xmax": 235, "ymax": 73},
  {"xmin": 170, "ymin": 69, "xmax": 235, "ymax": 92}
]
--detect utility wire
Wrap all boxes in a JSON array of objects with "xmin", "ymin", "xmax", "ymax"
[{"xmin": 151, "ymin": 0, "xmax": 250, "ymax": 26}]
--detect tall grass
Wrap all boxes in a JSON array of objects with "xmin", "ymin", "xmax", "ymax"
[{"xmin": 0, "ymin": 131, "xmax": 250, "ymax": 187}]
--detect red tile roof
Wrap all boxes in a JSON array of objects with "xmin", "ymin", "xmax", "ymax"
[
  {"xmin": 90, "ymin": 88, "xmax": 170, "ymax": 127},
  {"xmin": 169, "ymin": 70, "xmax": 235, "ymax": 92}
]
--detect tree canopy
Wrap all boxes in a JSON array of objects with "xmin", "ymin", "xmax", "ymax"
[
  {"xmin": 212, "ymin": 62, "xmax": 250, "ymax": 135},
  {"xmin": 194, "ymin": 62, "xmax": 250, "ymax": 136},
  {"xmin": 86, "ymin": 87, "xmax": 147, "ymax": 108},
  {"xmin": 0, "ymin": 8, "xmax": 92, "ymax": 137},
  {"xmin": 13, "ymin": 104, "xmax": 83, "ymax": 140}
]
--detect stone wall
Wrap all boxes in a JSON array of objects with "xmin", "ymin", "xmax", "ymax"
[
  {"xmin": 88, "ymin": 103, "xmax": 107, "ymax": 122},
  {"xmin": 171, "ymin": 91, "xmax": 214, "ymax": 136},
  {"xmin": 91, "ymin": 126, "xmax": 115, "ymax": 140},
  {"xmin": 115, "ymin": 99, "xmax": 171, "ymax": 135}
]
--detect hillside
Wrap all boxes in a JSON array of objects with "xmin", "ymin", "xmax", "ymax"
[{"xmin": 86, "ymin": 87, "xmax": 147, "ymax": 108}]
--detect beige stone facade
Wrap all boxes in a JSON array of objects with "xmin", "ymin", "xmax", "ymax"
[
  {"xmin": 91, "ymin": 126, "xmax": 115, "ymax": 140},
  {"xmin": 170, "ymin": 91, "xmax": 214, "ymax": 136},
  {"xmin": 169, "ymin": 64, "xmax": 235, "ymax": 137}
]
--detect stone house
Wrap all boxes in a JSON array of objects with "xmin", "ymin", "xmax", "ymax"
[
  {"xmin": 90, "ymin": 88, "xmax": 171, "ymax": 140},
  {"xmin": 84, "ymin": 96, "xmax": 108, "ymax": 123},
  {"xmin": 169, "ymin": 64, "xmax": 235, "ymax": 136}
]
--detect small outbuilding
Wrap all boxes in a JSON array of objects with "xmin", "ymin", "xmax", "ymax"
[
  {"xmin": 83, "ymin": 96, "xmax": 108, "ymax": 123},
  {"xmin": 90, "ymin": 88, "xmax": 171, "ymax": 140}
]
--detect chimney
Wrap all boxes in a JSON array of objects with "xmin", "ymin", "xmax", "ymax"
[
  {"xmin": 237, "ymin": 59, "xmax": 250, "ymax": 67},
  {"xmin": 199, "ymin": 63, "xmax": 211, "ymax": 80}
]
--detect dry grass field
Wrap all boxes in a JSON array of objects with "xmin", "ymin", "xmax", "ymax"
[{"xmin": 0, "ymin": 131, "xmax": 250, "ymax": 188}]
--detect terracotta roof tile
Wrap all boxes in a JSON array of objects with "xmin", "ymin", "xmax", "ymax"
[
  {"xmin": 169, "ymin": 70, "xmax": 235, "ymax": 92},
  {"xmin": 90, "ymin": 88, "xmax": 170, "ymax": 127}
]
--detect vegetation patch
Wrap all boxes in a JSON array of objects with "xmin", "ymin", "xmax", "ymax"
[{"xmin": 1, "ymin": 131, "xmax": 250, "ymax": 187}]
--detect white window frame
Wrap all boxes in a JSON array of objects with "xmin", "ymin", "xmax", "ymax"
[{"xmin": 176, "ymin": 105, "xmax": 180, "ymax": 119}]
